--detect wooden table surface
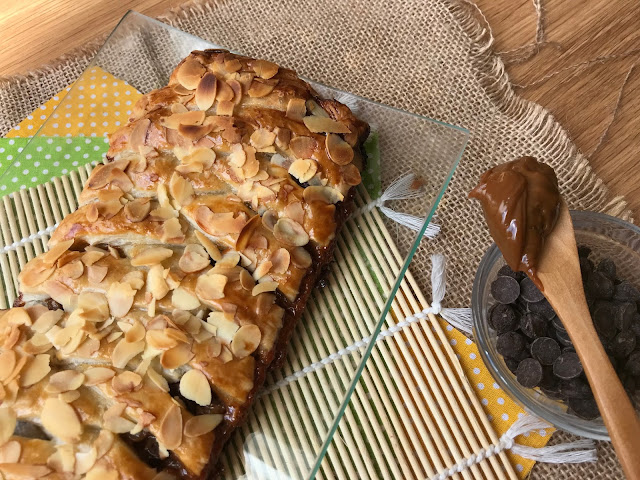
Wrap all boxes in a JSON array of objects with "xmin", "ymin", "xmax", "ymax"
[{"xmin": 1, "ymin": 0, "xmax": 638, "ymax": 219}]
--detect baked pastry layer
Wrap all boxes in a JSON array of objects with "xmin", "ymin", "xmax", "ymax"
[{"xmin": 4, "ymin": 49, "xmax": 368, "ymax": 479}]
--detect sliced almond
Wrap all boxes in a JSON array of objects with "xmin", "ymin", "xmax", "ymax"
[
  {"xmin": 42, "ymin": 239, "xmax": 74, "ymax": 267},
  {"xmin": 194, "ymin": 231, "xmax": 222, "ymax": 261},
  {"xmin": 171, "ymin": 287, "xmax": 201, "ymax": 311},
  {"xmin": 0, "ymin": 350, "xmax": 16, "ymax": 382},
  {"xmin": 343, "ymin": 163, "xmax": 362, "ymax": 186},
  {"xmin": 18, "ymin": 262, "xmax": 55, "ymax": 287},
  {"xmin": 274, "ymin": 127, "xmax": 291, "ymax": 149},
  {"xmin": 253, "ymin": 59, "xmax": 279, "ymax": 79},
  {"xmin": 195, "ymin": 273, "xmax": 227, "ymax": 301},
  {"xmin": 229, "ymin": 143, "xmax": 246, "ymax": 167},
  {"xmin": 130, "ymin": 118, "xmax": 151, "ymax": 150},
  {"xmin": 207, "ymin": 313, "xmax": 239, "ymax": 343},
  {"xmin": 94, "ymin": 430, "xmax": 115, "ymax": 459},
  {"xmin": 19, "ymin": 353, "xmax": 51, "ymax": 387},
  {"xmin": 179, "ymin": 369, "xmax": 211, "ymax": 406},
  {"xmin": 253, "ymin": 260, "xmax": 272, "ymax": 281},
  {"xmin": 162, "ymin": 110, "xmax": 206, "ymax": 130},
  {"xmin": 239, "ymin": 269, "xmax": 256, "ymax": 290},
  {"xmin": 252, "ymin": 281, "xmax": 278, "ymax": 296},
  {"xmin": 289, "ymin": 159, "xmax": 317, "ymax": 183},
  {"xmin": 303, "ymin": 185, "xmax": 344, "ymax": 204},
  {"xmin": 146, "ymin": 329, "xmax": 179, "ymax": 350},
  {"xmin": 82, "ymin": 249, "xmax": 106, "ymax": 266},
  {"xmin": 86, "ymin": 203, "xmax": 99, "ymax": 222},
  {"xmin": 171, "ymin": 102, "xmax": 188, "ymax": 114},
  {"xmin": 161, "ymin": 343, "xmax": 194, "ymax": 370},
  {"xmin": 112, "ymin": 371, "xmax": 142, "ymax": 395},
  {"xmin": 60, "ymin": 259, "xmax": 84, "ymax": 279},
  {"xmin": 0, "ymin": 407, "xmax": 16, "ymax": 446},
  {"xmin": 125, "ymin": 320, "xmax": 146, "ymax": 343},
  {"xmin": 235, "ymin": 214, "xmax": 262, "ymax": 252},
  {"xmin": 121, "ymin": 271, "xmax": 146, "ymax": 290},
  {"xmin": 84, "ymin": 367, "xmax": 115, "ymax": 386},
  {"xmin": 111, "ymin": 339, "xmax": 145, "ymax": 369},
  {"xmin": 159, "ymin": 217, "xmax": 185, "ymax": 243},
  {"xmin": 147, "ymin": 264, "xmax": 170, "ymax": 300},
  {"xmin": 176, "ymin": 58, "xmax": 206, "ymax": 90},
  {"xmin": 289, "ymin": 136, "xmax": 318, "ymax": 159},
  {"xmin": 169, "ymin": 173, "xmax": 194, "ymax": 207},
  {"xmin": 131, "ymin": 247, "xmax": 174, "ymax": 267},
  {"xmin": 78, "ymin": 291, "xmax": 110, "ymax": 321},
  {"xmin": 46, "ymin": 370, "xmax": 85, "ymax": 393},
  {"xmin": 149, "ymin": 205, "xmax": 179, "ymax": 221},
  {"xmin": 184, "ymin": 414, "xmax": 223, "ymax": 437},
  {"xmin": 326, "ymin": 133, "xmax": 354, "ymax": 165},
  {"xmin": 195, "ymin": 207, "xmax": 247, "ymax": 235},
  {"xmin": 86, "ymin": 467, "xmax": 118, "ymax": 480},
  {"xmin": 195, "ymin": 72, "xmax": 217, "ymax": 110},
  {"xmin": 303, "ymin": 116, "xmax": 350, "ymax": 134},
  {"xmin": 42, "ymin": 398, "xmax": 82, "ymax": 441},
  {"xmin": 270, "ymin": 248, "xmax": 291, "ymax": 274},
  {"xmin": 286, "ymin": 98, "xmax": 307, "ymax": 121},
  {"xmin": 87, "ymin": 264, "xmax": 109, "ymax": 284},
  {"xmin": 250, "ymin": 128, "xmax": 276, "ymax": 149},
  {"xmin": 158, "ymin": 403, "xmax": 183, "ymax": 450},
  {"xmin": 228, "ymin": 78, "xmax": 243, "ymax": 104},
  {"xmin": 273, "ymin": 217, "xmax": 309, "ymax": 246},
  {"xmin": 147, "ymin": 367, "xmax": 170, "ymax": 392},
  {"xmin": 290, "ymin": 247, "xmax": 311, "ymax": 268},
  {"xmin": 216, "ymin": 251, "xmax": 240, "ymax": 268},
  {"xmin": 178, "ymin": 244, "xmax": 210, "ymax": 273},
  {"xmin": 231, "ymin": 324, "xmax": 262, "ymax": 358},
  {"xmin": 123, "ymin": 197, "xmax": 152, "ymax": 223},
  {"xmin": 248, "ymin": 79, "xmax": 276, "ymax": 97},
  {"xmin": 0, "ymin": 440, "xmax": 21, "ymax": 463},
  {"xmin": 306, "ymin": 99, "xmax": 330, "ymax": 117},
  {"xmin": 178, "ymin": 122, "xmax": 214, "ymax": 141},
  {"xmin": 107, "ymin": 282, "xmax": 136, "ymax": 318},
  {"xmin": 59, "ymin": 390, "xmax": 81, "ymax": 403},
  {"xmin": 216, "ymin": 79, "xmax": 235, "ymax": 102},
  {"xmin": 224, "ymin": 58, "xmax": 242, "ymax": 72},
  {"xmin": 262, "ymin": 209, "xmax": 279, "ymax": 231},
  {"xmin": 0, "ymin": 464, "xmax": 51, "ymax": 478},
  {"xmin": 216, "ymin": 100, "xmax": 235, "ymax": 116}
]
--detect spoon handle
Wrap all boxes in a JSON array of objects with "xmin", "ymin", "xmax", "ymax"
[{"xmin": 540, "ymin": 204, "xmax": 640, "ymax": 479}]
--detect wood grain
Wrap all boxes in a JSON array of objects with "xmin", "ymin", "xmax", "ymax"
[{"xmin": 0, "ymin": 0, "xmax": 638, "ymax": 218}]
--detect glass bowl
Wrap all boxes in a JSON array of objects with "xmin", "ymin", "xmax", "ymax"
[{"xmin": 472, "ymin": 210, "xmax": 640, "ymax": 440}]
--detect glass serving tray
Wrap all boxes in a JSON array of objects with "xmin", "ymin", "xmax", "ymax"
[{"xmin": 0, "ymin": 11, "xmax": 469, "ymax": 480}]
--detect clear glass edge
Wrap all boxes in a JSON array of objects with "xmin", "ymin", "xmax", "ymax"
[
  {"xmin": 471, "ymin": 209, "xmax": 640, "ymax": 442},
  {"xmin": 309, "ymin": 134, "xmax": 469, "ymax": 479}
]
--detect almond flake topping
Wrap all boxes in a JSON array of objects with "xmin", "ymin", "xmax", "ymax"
[
  {"xmin": 0, "ymin": 464, "xmax": 51, "ymax": 478},
  {"xmin": 107, "ymin": 282, "xmax": 136, "ymax": 318},
  {"xmin": 84, "ymin": 367, "xmax": 115, "ymax": 386},
  {"xmin": 250, "ymin": 128, "xmax": 276, "ymax": 149},
  {"xmin": 196, "ymin": 272, "xmax": 228, "ymax": 301},
  {"xmin": 326, "ymin": 133, "xmax": 354, "ymax": 165},
  {"xmin": 111, "ymin": 339, "xmax": 145, "ymax": 369},
  {"xmin": 147, "ymin": 367, "xmax": 170, "ymax": 392},
  {"xmin": 0, "ymin": 440, "xmax": 21, "ymax": 463},
  {"xmin": 248, "ymin": 79, "xmax": 276, "ymax": 97},
  {"xmin": 179, "ymin": 244, "xmax": 210, "ymax": 273},
  {"xmin": 46, "ymin": 370, "xmax": 85, "ymax": 393},
  {"xmin": 289, "ymin": 159, "xmax": 317, "ymax": 183},
  {"xmin": 252, "ymin": 281, "xmax": 278, "ymax": 296},
  {"xmin": 0, "ymin": 407, "xmax": 16, "ymax": 446},
  {"xmin": 176, "ymin": 58, "xmax": 206, "ymax": 90},
  {"xmin": 303, "ymin": 185, "xmax": 344, "ymax": 204},
  {"xmin": 179, "ymin": 369, "xmax": 212, "ymax": 406},
  {"xmin": 184, "ymin": 413, "xmax": 223, "ymax": 437},
  {"xmin": 131, "ymin": 247, "xmax": 174, "ymax": 267},
  {"xmin": 41, "ymin": 239, "xmax": 74, "ymax": 267},
  {"xmin": 253, "ymin": 59, "xmax": 279, "ymax": 79},
  {"xmin": 172, "ymin": 287, "xmax": 201, "ymax": 311},
  {"xmin": 125, "ymin": 319, "xmax": 146, "ymax": 343},
  {"xmin": 159, "ymin": 403, "xmax": 183, "ymax": 450},
  {"xmin": 270, "ymin": 248, "xmax": 291, "ymax": 274},
  {"xmin": 19, "ymin": 353, "xmax": 51, "ymax": 387},
  {"xmin": 42, "ymin": 398, "xmax": 82, "ymax": 441},
  {"xmin": 147, "ymin": 264, "xmax": 170, "ymax": 300},
  {"xmin": 169, "ymin": 172, "xmax": 194, "ymax": 207},
  {"xmin": 286, "ymin": 98, "xmax": 307, "ymax": 121},
  {"xmin": 195, "ymin": 72, "xmax": 217, "ymax": 110},
  {"xmin": 124, "ymin": 197, "xmax": 152, "ymax": 222},
  {"xmin": 195, "ymin": 231, "xmax": 222, "ymax": 261},
  {"xmin": 82, "ymin": 249, "xmax": 106, "ymax": 266},
  {"xmin": 231, "ymin": 324, "xmax": 262, "ymax": 358},
  {"xmin": 273, "ymin": 217, "xmax": 309, "ymax": 247},
  {"xmin": 161, "ymin": 342, "xmax": 195, "ymax": 370},
  {"xmin": 0, "ymin": 351, "xmax": 16, "ymax": 382},
  {"xmin": 60, "ymin": 259, "xmax": 84, "ymax": 279},
  {"xmin": 112, "ymin": 371, "xmax": 143, "ymax": 394},
  {"xmin": 289, "ymin": 135, "xmax": 318, "ymax": 159}
]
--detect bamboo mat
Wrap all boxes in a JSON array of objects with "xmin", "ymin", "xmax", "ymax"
[{"xmin": 0, "ymin": 165, "xmax": 517, "ymax": 479}]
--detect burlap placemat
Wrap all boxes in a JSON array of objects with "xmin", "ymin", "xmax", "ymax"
[{"xmin": 0, "ymin": 0, "xmax": 632, "ymax": 478}]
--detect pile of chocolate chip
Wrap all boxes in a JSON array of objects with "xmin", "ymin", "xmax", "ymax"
[{"xmin": 489, "ymin": 246, "xmax": 640, "ymax": 420}]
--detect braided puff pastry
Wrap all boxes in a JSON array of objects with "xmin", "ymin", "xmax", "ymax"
[{"xmin": 5, "ymin": 50, "xmax": 369, "ymax": 479}]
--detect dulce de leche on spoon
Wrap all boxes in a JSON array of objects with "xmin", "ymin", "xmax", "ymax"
[{"xmin": 469, "ymin": 156, "xmax": 560, "ymax": 288}]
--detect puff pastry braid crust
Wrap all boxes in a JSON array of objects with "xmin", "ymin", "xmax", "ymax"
[{"xmin": 5, "ymin": 49, "xmax": 369, "ymax": 479}]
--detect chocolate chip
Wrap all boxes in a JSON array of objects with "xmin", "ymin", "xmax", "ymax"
[
  {"xmin": 613, "ymin": 281, "xmax": 640, "ymax": 303},
  {"xmin": 553, "ymin": 352, "xmax": 583, "ymax": 380},
  {"xmin": 615, "ymin": 302, "xmax": 636, "ymax": 331},
  {"xmin": 579, "ymin": 257, "xmax": 594, "ymax": 283},
  {"xmin": 568, "ymin": 397, "xmax": 600, "ymax": 420},
  {"xmin": 519, "ymin": 277, "xmax": 544, "ymax": 303},
  {"xmin": 596, "ymin": 258, "xmax": 617, "ymax": 279},
  {"xmin": 520, "ymin": 312, "xmax": 548, "ymax": 339},
  {"xmin": 551, "ymin": 316, "xmax": 566, "ymax": 333},
  {"xmin": 496, "ymin": 331, "xmax": 527, "ymax": 359},
  {"xmin": 490, "ymin": 276, "xmax": 520, "ymax": 304},
  {"xmin": 539, "ymin": 366, "xmax": 560, "ymax": 391},
  {"xmin": 559, "ymin": 377, "xmax": 593, "ymax": 399},
  {"xmin": 489, "ymin": 304, "xmax": 518, "ymax": 334},
  {"xmin": 516, "ymin": 358, "xmax": 543, "ymax": 388},
  {"xmin": 625, "ymin": 351, "xmax": 640, "ymax": 376},
  {"xmin": 593, "ymin": 302, "xmax": 617, "ymax": 340},
  {"xmin": 505, "ymin": 357, "xmax": 520, "ymax": 374},
  {"xmin": 577, "ymin": 245, "xmax": 592, "ymax": 258},
  {"xmin": 610, "ymin": 330, "xmax": 636, "ymax": 359},
  {"xmin": 528, "ymin": 298, "xmax": 556, "ymax": 320},
  {"xmin": 531, "ymin": 337, "xmax": 561, "ymax": 366},
  {"xmin": 498, "ymin": 264, "xmax": 525, "ymax": 281},
  {"xmin": 587, "ymin": 271, "xmax": 614, "ymax": 300}
]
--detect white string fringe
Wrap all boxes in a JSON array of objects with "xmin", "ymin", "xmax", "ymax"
[
  {"xmin": 1, "ymin": 223, "xmax": 57, "ymax": 254},
  {"xmin": 429, "ymin": 254, "xmax": 474, "ymax": 335},
  {"xmin": 430, "ymin": 414, "xmax": 597, "ymax": 480},
  {"xmin": 353, "ymin": 173, "xmax": 441, "ymax": 239}
]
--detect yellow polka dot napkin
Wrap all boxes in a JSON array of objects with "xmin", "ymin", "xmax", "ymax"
[{"xmin": 2, "ymin": 66, "xmax": 551, "ymax": 479}]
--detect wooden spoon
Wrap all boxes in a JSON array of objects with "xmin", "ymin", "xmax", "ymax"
[{"xmin": 535, "ymin": 201, "xmax": 640, "ymax": 479}]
